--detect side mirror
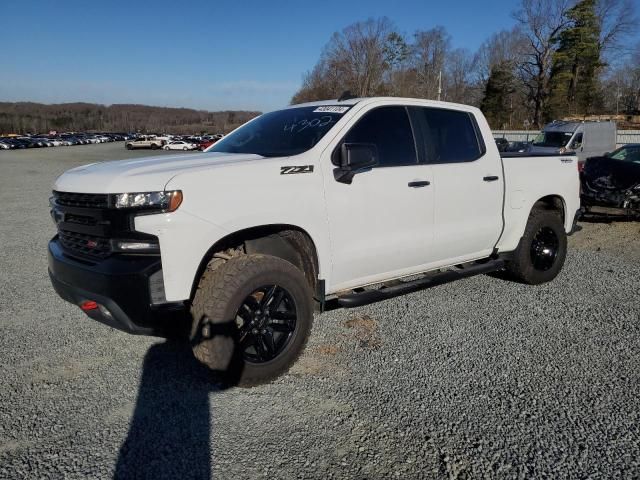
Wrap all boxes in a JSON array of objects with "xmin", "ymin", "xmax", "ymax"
[{"xmin": 334, "ymin": 143, "xmax": 378, "ymax": 184}]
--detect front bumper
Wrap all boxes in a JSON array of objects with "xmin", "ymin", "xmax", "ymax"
[{"xmin": 48, "ymin": 238, "xmax": 187, "ymax": 337}]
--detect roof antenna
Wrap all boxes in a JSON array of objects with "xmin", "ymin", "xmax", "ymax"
[{"xmin": 338, "ymin": 90, "xmax": 356, "ymax": 102}]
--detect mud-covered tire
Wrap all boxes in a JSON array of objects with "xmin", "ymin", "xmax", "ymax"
[
  {"xmin": 506, "ymin": 208, "xmax": 567, "ymax": 285},
  {"xmin": 190, "ymin": 254, "xmax": 313, "ymax": 387}
]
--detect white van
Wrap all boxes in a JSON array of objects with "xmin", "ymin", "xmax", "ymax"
[{"xmin": 531, "ymin": 120, "xmax": 617, "ymax": 164}]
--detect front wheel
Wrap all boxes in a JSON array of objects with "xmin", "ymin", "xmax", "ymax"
[
  {"xmin": 505, "ymin": 208, "xmax": 567, "ymax": 284},
  {"xmin": 190, "ymin": 254, "xmax": 313, "ymax": 387},
  {"xmin": 163, "ymin": 146, "xmax": 170, "ymax": 150}
]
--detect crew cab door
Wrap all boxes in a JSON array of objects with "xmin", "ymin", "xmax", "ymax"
[
  {"xmin": 409, "ymin": 107, "xmax": 504, "ymax": 262},
  {"xmin": 321, "ymin": 105, "xmax": 435, "ymax": 291}
]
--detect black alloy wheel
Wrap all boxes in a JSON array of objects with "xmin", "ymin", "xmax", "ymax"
[
  {"xmin": 235, "ymin": 285, "xmax": 297, "ymax": 363},
  {"xmin": 529, "ymin": 226, "xmax": 559, "ymax": 271}
]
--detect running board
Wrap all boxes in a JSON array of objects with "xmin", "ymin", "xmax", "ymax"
[{"xmin": 337, "ymin": 259, "xmax": 506, "ymax": 308}]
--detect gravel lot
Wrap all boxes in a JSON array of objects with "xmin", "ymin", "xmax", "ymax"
[{"xmin": 1, "ymin": 143, "xmax": 639, "ymax": 479}]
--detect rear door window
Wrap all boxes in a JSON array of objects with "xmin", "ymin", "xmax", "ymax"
[{"xmin": 409, "ymin": 107, "xmax": 484, "ymax": 163}]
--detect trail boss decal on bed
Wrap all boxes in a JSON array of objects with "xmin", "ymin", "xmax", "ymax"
[{"xmin": 280, "ymin": 165, "xmax": 314, "ymax": 175}]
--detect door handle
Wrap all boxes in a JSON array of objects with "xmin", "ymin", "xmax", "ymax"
[
  {"xmin": 408, "ymin": 180, "xmax": 431, "ymax": 187},
  {"xmin": 483, "ymin": 176, "xmax": 499, "ymax": 182}
]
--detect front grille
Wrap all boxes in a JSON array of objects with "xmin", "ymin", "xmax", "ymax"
[
  {"xmin": 54, "ymin": 191, "xmax": 110, "ymax": 209},
  {"xmin": 53, "ymin": 190, "xmax": 158, "ymax": 261},
  {"xmin": 59, "ymin": 230, "xmax": 111, "ymax": 259}
]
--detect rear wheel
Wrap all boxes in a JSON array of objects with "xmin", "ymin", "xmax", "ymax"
[
  {"xmin": 151, "ymin": 144, "xmax": 158, "ymax": 150},
  {"xmin": 506, "ymin": 208, "xmax": 567, "ymax": 284},
  {"xmin": 126, "ymin": 143, "xmax": 133, "ymax": 150},
  {"xmin": 190, "ymin": 254, "xmax": 313, "ymax": 387}
]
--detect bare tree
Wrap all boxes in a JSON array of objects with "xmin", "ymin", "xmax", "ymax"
[
  {"xmin": 292, "ymin": 18, "xmax": 398, "ymax": 102},
  {"xmin": 474, "ymin": 28, "xmax": 528, "ymax": 83},
  {"xmin": 324, "ymin": 17, "xmax": 396, "ymax": 97},
  {"xmin": 601, "ymin": 42, "xmax": 640, "ymax": 114},
  {"xmin": 445, "ymin": 48, "xmax": 475, "ymax": 103},
  {"xmin": 409, "ymin": 26, "xmax": 451, "ymax": 99},
  {"xmin": 513, "ymin": 0, "xmax": 573, "ymax": 127},
  {"xmin": 596, "ymin": 0, "xmax": 639, "ymax": 60}
]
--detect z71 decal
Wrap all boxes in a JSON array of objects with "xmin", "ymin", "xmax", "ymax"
[{"xmin": 280, "ymin": 165, "xmax": 314, "ymax": 175}]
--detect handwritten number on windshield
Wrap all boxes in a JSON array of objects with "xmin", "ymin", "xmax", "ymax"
[{"xmin": 284, "ymin": 116, "xmax": 333, "ymax": 133}]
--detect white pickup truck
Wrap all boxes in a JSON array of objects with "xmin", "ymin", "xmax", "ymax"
[{"xmin": 48, "ymin": 97, "xmax": 580, "ymax": 386}]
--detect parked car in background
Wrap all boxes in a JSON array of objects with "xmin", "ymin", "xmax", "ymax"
[
  {"xmin": 154, "ymin": 135, "xmax": 174, "ymax": 144},
  {"xmin": 198, "ymin": 139, "xmax": 217, "ymax": 151},
  {"xmin": 125, "ymin": 137, "xmax": 164, "ymax": 150},
  {"xmin": 581, "ymin": 144, "xmax": 640, "ymax": 218},
  {"xmin": 0, "ymin": 142, "xmax": 10, "ymax": 149},
  {"xmin": 2, "ymin": 138, "xmax": 28, "ymax": 148},
  {"xmin": 28, "ymin": 137, "xmax": 51, "ymax": 147},
  {"xmin": 494, "ymin": 137, "xmax": 509, "ymax": 152},
  {"xmin": 531, "ymin": 120, "xmax": 617, "ymax": 166},
  {"xmin": 505, "ymin": 141, "xmax": 531, "ymax": 153},
  {"xmin": 163, "ymin": 140, "xmax": 197, "ymax": 151}
]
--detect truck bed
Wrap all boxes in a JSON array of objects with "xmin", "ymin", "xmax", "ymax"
[{"xmin": 496, "ymin": 153, "xmax": 581, "ymax": 253}]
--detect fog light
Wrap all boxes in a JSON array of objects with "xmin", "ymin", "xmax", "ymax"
[{"xmin": 115, "ymin": 241, "xmax": 159, "ymax": 252}]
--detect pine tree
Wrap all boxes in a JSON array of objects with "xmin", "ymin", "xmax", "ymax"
[
  {"xmin": 547, "ymin": 0, "xmax": 603, "ymax": 120},
  {"xmin": 480, "ymin": 62, "xmax": 515, "ymax": 129}
]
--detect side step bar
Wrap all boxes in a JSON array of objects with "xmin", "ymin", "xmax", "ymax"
[{"xmin": 337, "ymin": 259, "xmax": 506, "ymax": 308}]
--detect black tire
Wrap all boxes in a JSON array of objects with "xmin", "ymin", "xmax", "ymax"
[
  {"xmin": 183, "ymin": 146, "xmax": 188, "ymax": 151},
  {"xmin": 126, "ymin": 143, "xmax": 133, "ymax": 150},
  {"xmin": 150, "ymin": 144, "xmax": 158, "ymax": 150},
  {"xmin": 506, "ymin": 208, "xmax": 567, "ymax": 285},
  {"xmin": 190, "ymin": 254, "xmax": 313, "ymax": 387}
]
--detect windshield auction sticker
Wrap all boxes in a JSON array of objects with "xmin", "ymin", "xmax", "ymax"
[{"xmin": 313, "ymin": 106, "xmax": 350, "ymax": 113}]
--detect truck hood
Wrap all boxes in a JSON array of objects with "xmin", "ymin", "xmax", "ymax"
[{"xmin": 53, "ymin": 152, "xmax": 267, "ymax": 193}]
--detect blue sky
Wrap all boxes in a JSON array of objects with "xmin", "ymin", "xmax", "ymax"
[{"xmin": 1, "ymin": 0, "xmax": 636, "ymax": 112}]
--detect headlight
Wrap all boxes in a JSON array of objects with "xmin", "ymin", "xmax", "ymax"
[{"xmin": 114, "ymin": 190, "xmax": 183, "ymax": 211}]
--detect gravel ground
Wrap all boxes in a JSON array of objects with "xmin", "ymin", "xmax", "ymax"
[{"xmin": 1, "ymin": 143, "xmax": 639, "ymax": 479}]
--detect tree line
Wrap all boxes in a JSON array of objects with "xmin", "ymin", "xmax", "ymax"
[
  {"xmin": 291, "ymin": 0, "xmax": 639, "ymax": 129},
  {"xmin": 0, "ymin": 102, "xmax": 260, "ymax": 135}
]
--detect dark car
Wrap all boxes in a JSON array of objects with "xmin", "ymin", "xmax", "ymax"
[
  {"xmin": 505, "ymin": 141, "xmax": 531, "ymax": 153},
  {"xmin": 581, "ymin": 144, "xmax": 640, "ymax": 218},
  {"xmin": 495, "ymin": 137, "xmax": 509, "ymax": 152}
]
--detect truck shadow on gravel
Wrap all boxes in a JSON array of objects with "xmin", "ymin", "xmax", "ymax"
[{"xmin": 114, "ymin": 341, "xmax": 223, "ymax": 480}]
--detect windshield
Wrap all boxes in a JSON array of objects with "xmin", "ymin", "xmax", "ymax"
[
  {"xmin": 609, "ymin": 146, "xmax": 640, "ymax": 163},
  {"xmin": 533, "ymin": 131, "xmax": 574, "ymax": 148},
  {"xmin": 208, "ymin": 105, "xmax": 351, "ymax": 157}
]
